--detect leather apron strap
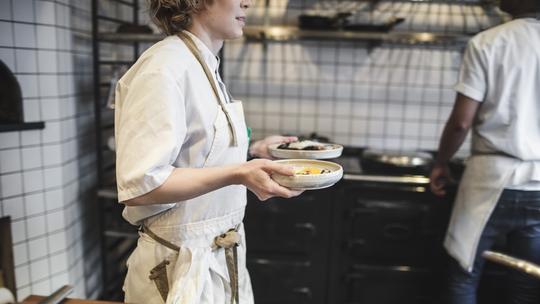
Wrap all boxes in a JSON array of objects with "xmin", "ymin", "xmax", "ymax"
[
  {"xmin": 176, "ymin": 31, "xmax": 238, "ymax": 146},
  {"xmin": 141, "ymin": 224, "xmax": 241, "ymax": 304}
]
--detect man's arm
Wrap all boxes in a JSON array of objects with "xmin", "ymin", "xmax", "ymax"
[{"xmin": 430, "ymin": 93, "xmax": 481, "ymax": 196}]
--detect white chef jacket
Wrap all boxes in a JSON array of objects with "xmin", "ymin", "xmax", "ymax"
[
  {"xmin": 445, "ymin": 18, "xmax": 540, "ymax": 271},
  {"xmin": 115, "ymin": 31, "xmax": 253, "ymax": 304},
  {"xmin": 114, "ymin": 31, "xmax": 247, "ymax": 225}
]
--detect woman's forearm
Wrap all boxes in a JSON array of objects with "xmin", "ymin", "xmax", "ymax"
[{"xmin": 123, "ymin": 165, "xmax": 242, "ymax": 206}]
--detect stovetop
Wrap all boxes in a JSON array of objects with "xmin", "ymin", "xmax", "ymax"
[
  {"xmin": 333, "ymin": 146, "xmax": 465, "ymax": 186},
  {"xmin": 334, "ymin": 147, "xmax": 432, "ymax": 185}
]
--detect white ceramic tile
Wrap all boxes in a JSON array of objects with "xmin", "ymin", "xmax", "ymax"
[
  {"xmin": 0, "ymin": 148, "xmax": 21, "ymax": 173},
  {"xmin": 0, "ymin": 22, "xmax": 13, "ymax": 46},
  {"xmin": 35, "ymin": 0, "xmax": 56, "ymax": 25},
  {"xmin": 351, "ymin": 119, "xmax": 368, "ymax": 134},
  {"xmin": 22, "ymin": 99, "xmax": 41, "ymax": 121},
  {"xmin": 37, "ymin": 50, "xmax": 57, "ymax": 73},
  {"xmin": 316, "ymin": 117, "xmax": 333, "ymax": 134},
  {"xmin": 15, "ymin": 264, "xmax": 30, "ymax": 286},
  {"xmin": 27, "ymin": 216, "xmax": 46, "ymax": 240},
  {"xmin": 2, "ymin": 196, "xmax": 24, "ymax": 219},
  {"xmin": 50, "ymin": 251, "xmax": 67, "ymax": 273},
  {"xmin": 0, "ymin": 0, "xmax": 12, "ymax": 20},
  {"xmin": 36, "ymin": 25, "xmax": 56, "ymax": 49},
  {"xmin": 21, "ymin": 146, "xmax": 42, "ymax": 170},
  {"xmin": 39, "ymin": 74, "xmax": 59, "ymax": 97},
  {"xmin": 13, "ymin": 242, "xmax": 28, "ymax": 266},
  {"xmin": 27, "ymin": 236, "xmax": 47, "ymax": 260},
  {"xmin": 12, "ymin": 0, "xmax": 35, "ymax": 23},
  {"xmin": 51, "ymin": 272, "xmax": 69, "ymax": 290},
  {"xmin": 0, "ymin": 48, "xmax": 16, "ymax": 71},
  {"xmin": 55, "ymin": 28, "xmax": 68, "ymax": 50},
  {"xmin": 42, "ymin": 121, "xmax": 61, "ymax": 143},
  {"xmin": 44, "ymin": 189, "xmax": 63, "ymax": 210},
  {"xmin": 43, "ymin": 166, "xmax": 62, "ymax": 188},
  {"xmin": 47, "ymin": 231, "xmax": 66, "ymax": 252},
  {"xmin": 25, "ymin": 192, "xmax": 45, "ymax": 216},
  {"xmin": 13, "ymin": 23, "xmax": 36, "ymax": 48},
  {"xmin": 334, "ymin": 117, "xmax": 351, "ymax": 134},
  {"xmin": 16, "ymin": 74, "xmax": 39, "ymax": 98},
  {"xmin": 29, "ymin": 258, "xmax": 49, "ymax": 281},
  {"xmin": 11, "ymin": 219, "xmax": 27, "ymax": 243},
  {"xmin": 46, "ymin": 210, "xmax": 64, "ymax": 232},
  {"xmin": 21, "ymin": 129, "xmax": 41, "ymax": 146},
  {"xmin": 23, "ymin": 169, "xmax": 43, "ymax": 193},
  {"xmin": 1, "ymin": 172, "xmax": 22, "ymax": 197},
  {"xmin": 32, "ymin": 279, "xmax": 52, "ymax": 296},
  {"xmin": 282, "ymin": 116, "xmax": 297, "ymax": 133},
  {"xmin": 335, "ymin": 83, "xmax": 352, "ymax": 100},
  {"xmin": 42, "ymin": 143, "xmax": 62, "ymax": 166}
]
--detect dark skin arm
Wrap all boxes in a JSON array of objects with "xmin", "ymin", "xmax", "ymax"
[{"xmin": 430, "ymin": 93, "xmax": 481, "ymax": 196}]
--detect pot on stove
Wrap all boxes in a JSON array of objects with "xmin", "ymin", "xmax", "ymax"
[{"xmin": 360, "ymin": 148, "xmax": 434, "ymax": 176}]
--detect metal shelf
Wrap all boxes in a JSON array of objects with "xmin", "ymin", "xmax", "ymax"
[
  {"xmin": 98, "ymin": 25, "xmax": 472, "ymax": 45},
  {"xmin": 99, "ymin": 32, "xmax": 164, "ymax": 43},
  {"xmin": 243, "ymin": 25, "xmax": 472, "ymax": 45},
  {"xmin": 98, "ymin": 187, "xmax": 118, "ymax": 199}
]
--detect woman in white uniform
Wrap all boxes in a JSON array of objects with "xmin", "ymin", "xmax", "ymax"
[{"xmin": 114, "ymin": 0, "xmax": 302, "ymax": 303}]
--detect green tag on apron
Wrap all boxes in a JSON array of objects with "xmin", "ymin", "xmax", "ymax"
[{"xmin": 247, "ymin": 127, "xmax": 252, "ymax": 146}]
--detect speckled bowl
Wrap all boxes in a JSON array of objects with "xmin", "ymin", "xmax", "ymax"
[
  {"xmin": 268, "ymin": 143, "xmax": 343, "ymax": 159},
  {"xmin": 271, "ymin": 159, "xmax": 343, "ymax": 190}
]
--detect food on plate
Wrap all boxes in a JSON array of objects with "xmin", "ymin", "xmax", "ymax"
[
  {"xmin": 294, "ymin": 167, "xmax": 331, "ymax": 175},
  {"xmin": 277, "ymin": 140, "xmax": 333, "ymax": 151}
]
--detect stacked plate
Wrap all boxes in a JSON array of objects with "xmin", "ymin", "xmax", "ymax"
[{"xmin": 269, "ymin": 140, "xmax": 344, "ymax": 190}]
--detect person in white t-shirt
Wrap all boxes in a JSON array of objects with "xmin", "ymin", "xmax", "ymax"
[
  {"xmin": 114, "ymin": 0, "xmax": 303, "ymax": 303},
  {"xmin": 430, "ymin": 0, "xmax": 540, "ymax": 303}
]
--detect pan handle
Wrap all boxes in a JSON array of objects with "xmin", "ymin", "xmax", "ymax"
[{"xmin": 483, "ymin": 251, "xmax": 540, "ymax": 279}]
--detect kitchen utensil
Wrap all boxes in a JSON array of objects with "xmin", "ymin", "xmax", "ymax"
[
  {"xmin": 268, "ymin": 142, "xmax": 343, "ymax": 159},
  {"xmin": 344, "ymin": 17, "xmax": 405, "ymax": 32},
  {"xmin": 271, "ymin": 159, "xmax": 343, "ymax": 190},
  {"xmin": 360, "ymin": 149, "xmax": 434, "ymax": 175},
  {"xmin": 298, "ymin": 12, "xmax": 352, "ymax": 30},
  {"xmin": 483, "ymin": 250, "xmax": 540, "ymax": 279}
]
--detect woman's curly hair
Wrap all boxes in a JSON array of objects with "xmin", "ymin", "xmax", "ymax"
[{"xmin": 148, "ymin": 0, "xmax": 212, "ymax": 35}]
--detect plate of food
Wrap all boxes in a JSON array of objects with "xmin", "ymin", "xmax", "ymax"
[
  {"xmin": 271, "ymin": 159, "xmax": 343, "ymax": 190},
  {"xmin": 268, "ymin": 140, "xmax": 343, "ymax": 159}
]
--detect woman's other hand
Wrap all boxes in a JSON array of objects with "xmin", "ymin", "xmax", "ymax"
[
  {"xmin": 249, "ymin": 135, "xmax": 298, "ymax": 159},
  {"xmin": 235, "ymin": 159, "xmax": 303, "ymax": 201}
]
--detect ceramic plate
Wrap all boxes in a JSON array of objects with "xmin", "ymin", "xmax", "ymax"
[
  {"xmin": 268, "ymin": 143, "xmax": 343, "ymax": 159},
  {"xmin": 271, "ymin": 159, "xmax": 343, "ymax": 190}
]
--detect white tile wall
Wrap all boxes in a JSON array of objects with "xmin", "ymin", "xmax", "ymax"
[{"xmin": 0, "ymin": 0, "xmax": 99, "ymax": 300}]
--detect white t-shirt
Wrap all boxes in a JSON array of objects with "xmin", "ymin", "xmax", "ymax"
[
  {"xmin": 114, "ymin": 32, "xmax": 246, "ymax": 224},
  {"xmin": 455, "ymin": 18, "xmax": 540, "ymax": 190}
]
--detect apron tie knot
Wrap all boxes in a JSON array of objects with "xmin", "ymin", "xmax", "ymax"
[{"xmin": 213, "ymin": 229, "xmax": 241, "ymax": 250}]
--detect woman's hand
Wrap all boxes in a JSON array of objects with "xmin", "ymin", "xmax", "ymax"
[
  {"xmin": 430, "ymin": 163, "xmax": 454, "ymax": 197},
  {"xmin": 235, "ymin": 159, "xmax": 303, "ymax": 201},
  {"xmin": 249, "ymin": 135, "xmax": 298, "ymax": 159}
]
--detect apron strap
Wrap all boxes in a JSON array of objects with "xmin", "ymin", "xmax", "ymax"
[
  {"xmin": 141, "ymin": 225, "xmax": 180, "ymax": 251},
  {"xmin": 176, "ymin": 31, "xmax": 238, "ymax": 146},
  {"xmin": 213, "ymin": 229, "xmax": 241, "ymax": 304},
  {"xmin": 141, "ymin": 225, "xmax": 241, "ymax": 304}
]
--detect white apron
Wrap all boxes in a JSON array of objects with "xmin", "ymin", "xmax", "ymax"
[
  {"xmin": 123, "ymin": 32, "xmax": 253, "ymax": 304},
  {"xmin": 444, "ymin": 155, "xmax": 520, "ymax": 272}
]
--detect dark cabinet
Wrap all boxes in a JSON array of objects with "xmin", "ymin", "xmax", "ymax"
[
  {"xmin": 244, "ymin": 169, "xmax": 506, "ymax": 304},
  {"xmin": 244, "ymin": 189, "xmax": 334, "ymax": 304}
]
